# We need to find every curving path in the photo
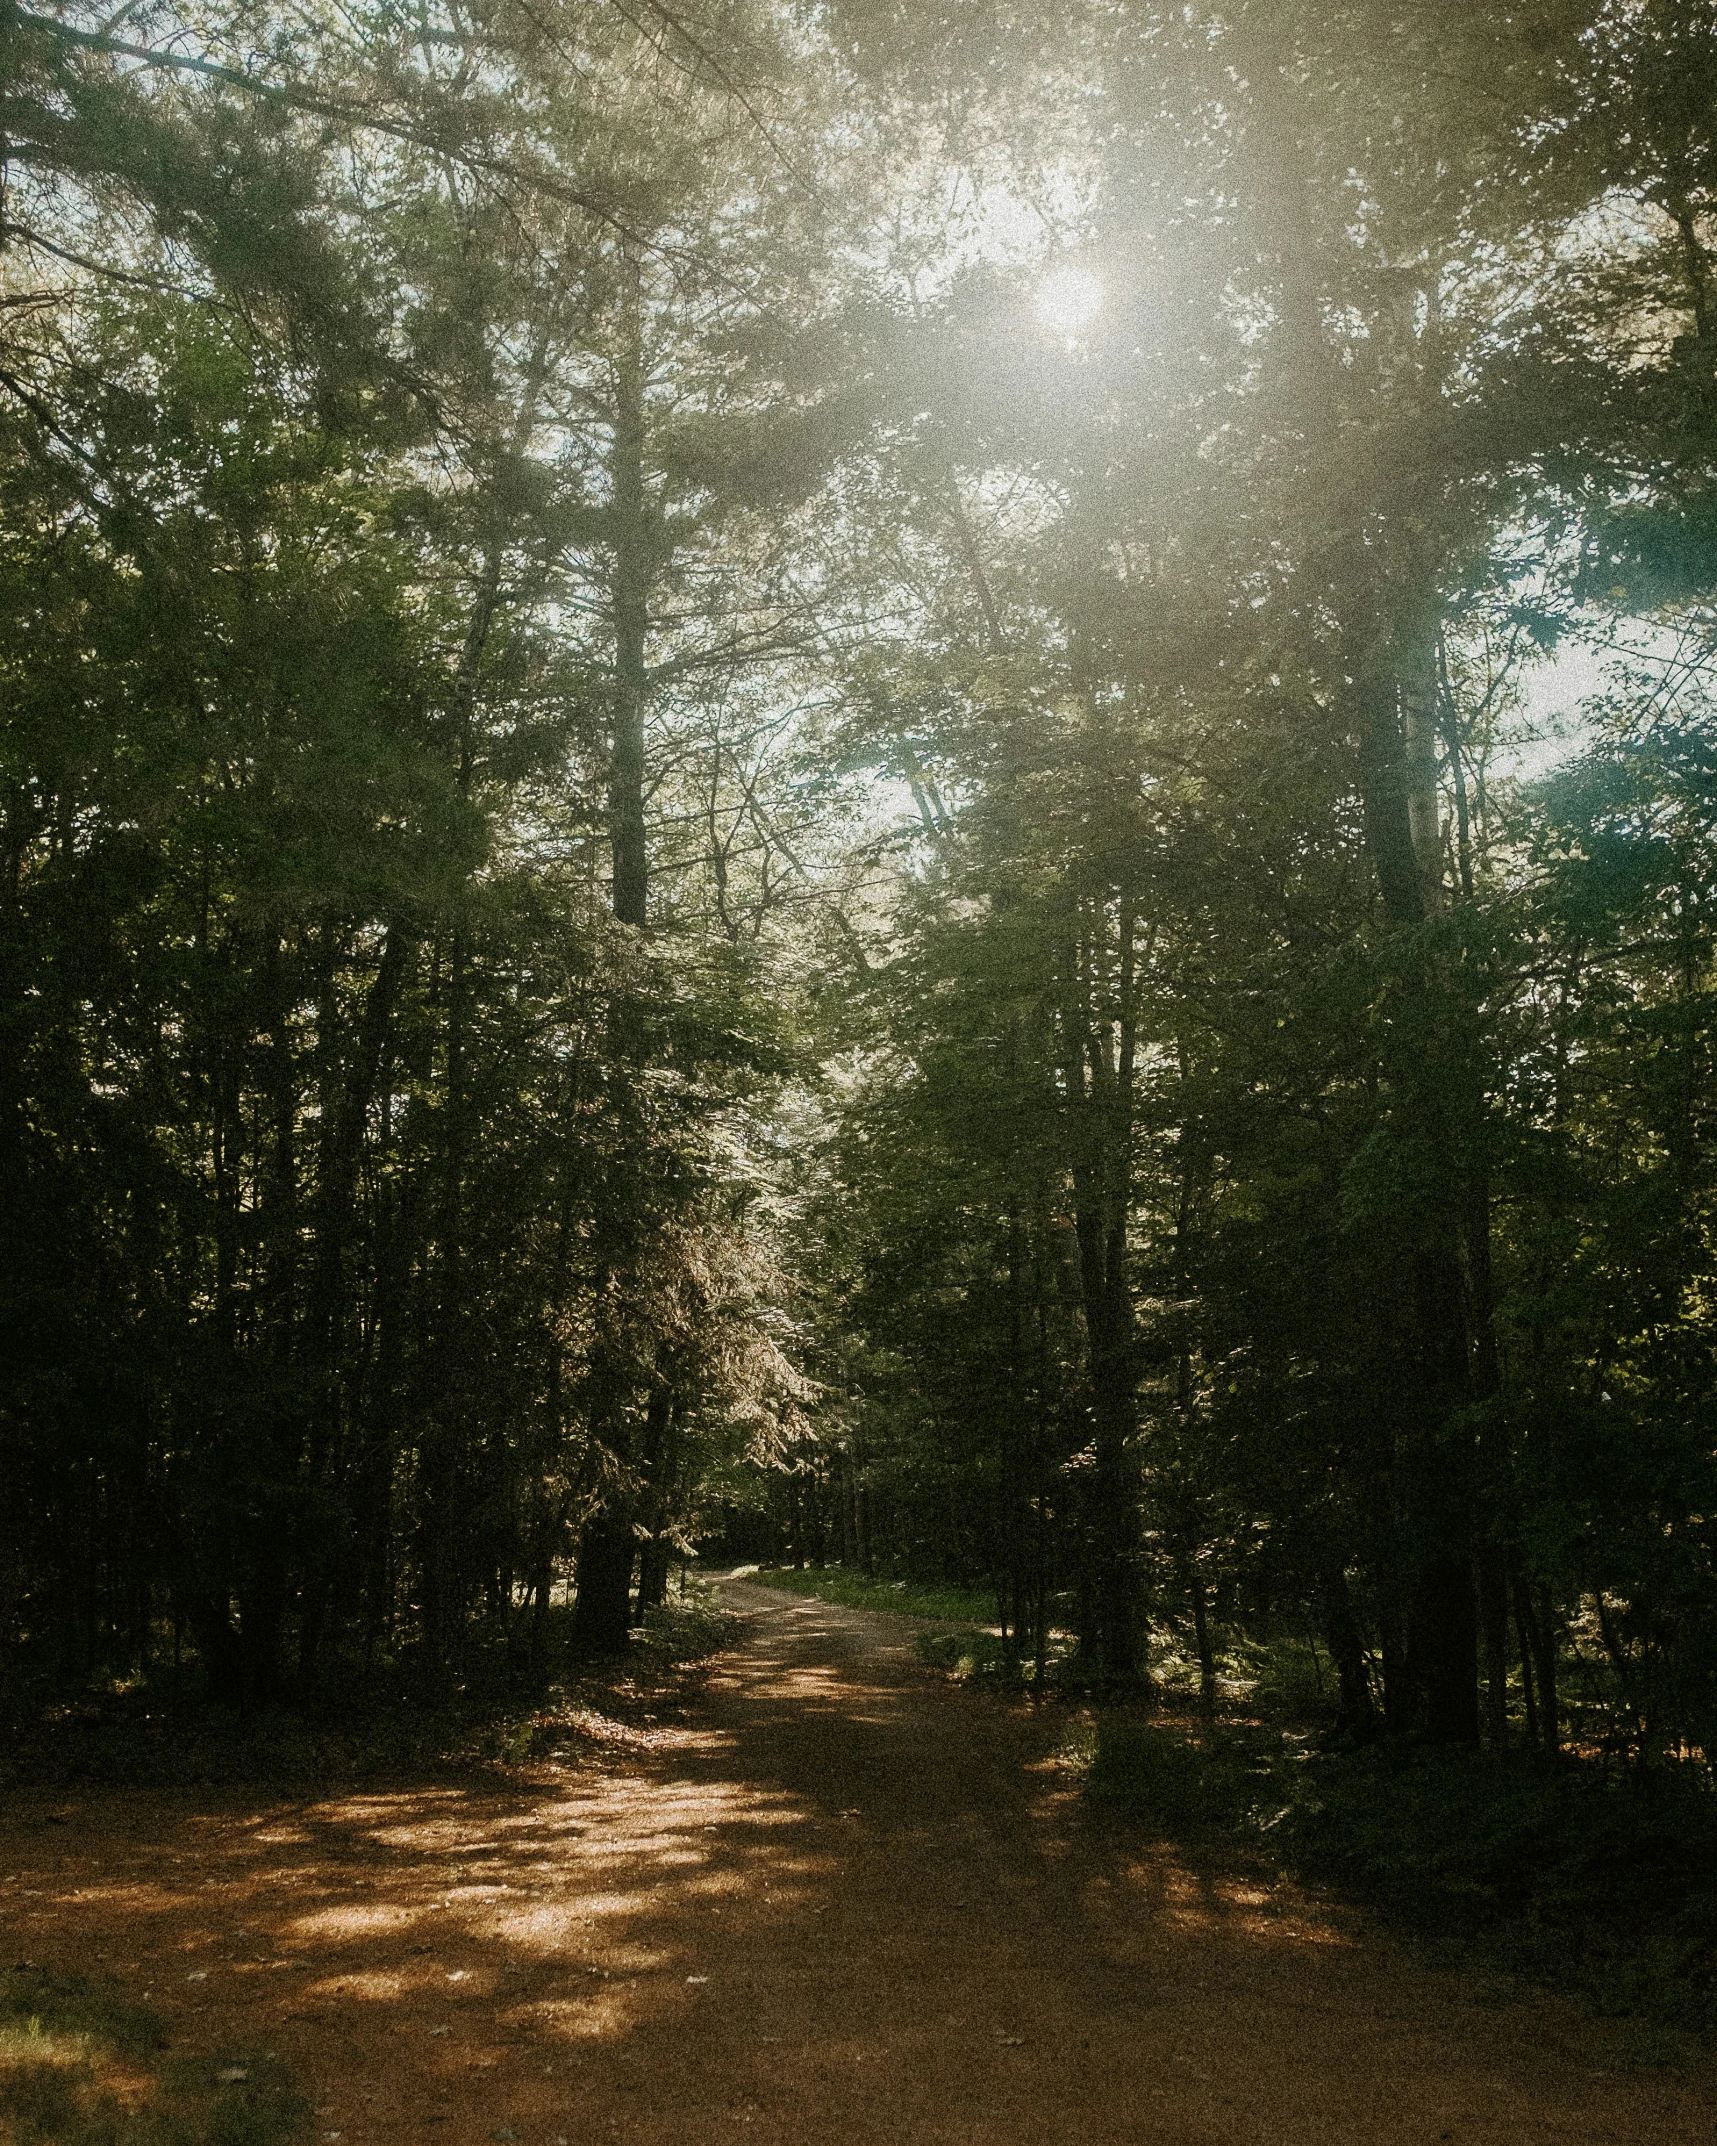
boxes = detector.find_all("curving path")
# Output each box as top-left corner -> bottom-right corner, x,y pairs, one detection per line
3,1579 -> 1713,2144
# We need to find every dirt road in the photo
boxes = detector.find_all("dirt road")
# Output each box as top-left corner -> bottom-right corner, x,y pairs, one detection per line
4,1581 -> 1713,2144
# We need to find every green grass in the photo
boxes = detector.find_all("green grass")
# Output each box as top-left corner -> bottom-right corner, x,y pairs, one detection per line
1088,1716 -> 1279,1831
741,1565 -> 998,1624
1145,1631 -> 1335,1715
915,1629 -> 1013,1677
0,1968 -> 307,2145
1084,1715 -> 1717,2032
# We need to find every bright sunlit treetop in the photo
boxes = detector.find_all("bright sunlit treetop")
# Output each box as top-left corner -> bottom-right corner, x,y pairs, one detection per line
1037,264 -> 1103,337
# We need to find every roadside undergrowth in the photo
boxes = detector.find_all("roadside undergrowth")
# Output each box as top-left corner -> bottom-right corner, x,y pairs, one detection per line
0,1594 -> 744,1796
907,1615 -> 1717,2041
1081,1709 -> 1717,2041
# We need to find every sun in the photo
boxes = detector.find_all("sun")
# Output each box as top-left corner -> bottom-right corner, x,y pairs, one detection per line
1036,265 -> 1103,337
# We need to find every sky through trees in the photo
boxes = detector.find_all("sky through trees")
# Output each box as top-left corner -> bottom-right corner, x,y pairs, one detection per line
2,1 -> 1717,1770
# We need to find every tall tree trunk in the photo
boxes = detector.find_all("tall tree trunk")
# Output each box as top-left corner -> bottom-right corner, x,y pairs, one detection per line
636,1384 -> 678,1613
609,250 -> 650,937
298,925 -> 410,1689
573,250 -> 656,1653
1073,1199 -> 1143,1691
1520,1580 -> 1561,1757
1355,630 -> 1480,1743
1188,1564 -> 1218,1712
1066,898 -> 1147,1694
1321,1568 -> 1377,1740
572,1504 -> 637,1652
418,534 -> 505,1690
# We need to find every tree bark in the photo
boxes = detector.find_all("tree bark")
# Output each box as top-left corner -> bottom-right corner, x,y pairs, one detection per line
1321,1569 -> 1377,1740
1188,1565 -> 1217,1712
1066,900 -> 1146,1695
636,1384 -> 678,1613
571,1504 -> 637,1653
1355,636 -> 1480,1742
609,250 -> 650,934
572,252 -> 657,1652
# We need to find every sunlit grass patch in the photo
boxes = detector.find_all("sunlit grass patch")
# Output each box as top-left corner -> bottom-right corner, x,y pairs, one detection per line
0,1973 -> 162,2070
1145,1632 -> 1335,1715
912,1628 -> 1084,1689
915,1629 -> 1011,1679
0,1969 -> 306,2144
746,1565 -> 997,1624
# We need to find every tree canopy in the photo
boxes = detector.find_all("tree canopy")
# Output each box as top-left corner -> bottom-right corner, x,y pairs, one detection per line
4,0 -> 1717,1771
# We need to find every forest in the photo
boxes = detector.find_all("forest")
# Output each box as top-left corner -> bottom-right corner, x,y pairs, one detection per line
4,0 -> 1717,1793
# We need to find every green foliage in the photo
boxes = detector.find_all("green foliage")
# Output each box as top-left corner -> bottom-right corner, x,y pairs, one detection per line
0,0 -> 837,1717
7,0 -> 1717,2005
1087,1720 -> 1276,1834
751,0 -> 1717,1760
639,1589 -> 746,1662
914,1628 -> 1014,1679
1086,1718 -> 1717,2029
0,1601 -> 736,1788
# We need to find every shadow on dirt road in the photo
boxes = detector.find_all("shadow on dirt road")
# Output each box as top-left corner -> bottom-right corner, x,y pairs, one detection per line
1,1577 -> 1711,2145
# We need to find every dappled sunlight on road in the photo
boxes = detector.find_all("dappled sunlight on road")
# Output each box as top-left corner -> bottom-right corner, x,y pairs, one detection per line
1094,1848 -> 1353,1950
3,1582 -> 1712,2146
1,1751 -> 853,2136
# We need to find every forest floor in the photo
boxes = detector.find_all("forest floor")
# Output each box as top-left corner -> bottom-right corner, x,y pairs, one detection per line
3,1578 -> 1715,2146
